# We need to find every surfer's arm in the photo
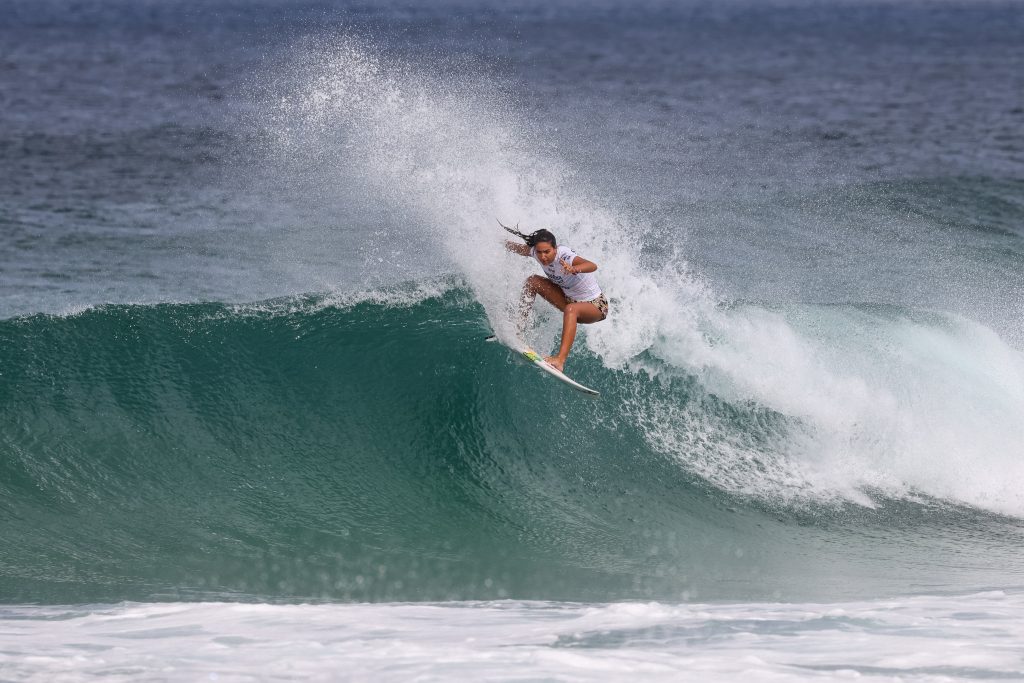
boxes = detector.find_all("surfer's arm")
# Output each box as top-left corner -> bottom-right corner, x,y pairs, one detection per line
562,256 -> 597,274
505,240 -> 530,256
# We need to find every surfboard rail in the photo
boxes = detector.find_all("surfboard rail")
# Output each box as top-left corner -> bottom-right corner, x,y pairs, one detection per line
519,347 -> 600,396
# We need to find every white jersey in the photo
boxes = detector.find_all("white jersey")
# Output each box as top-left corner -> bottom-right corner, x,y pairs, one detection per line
530,244 -> 602,301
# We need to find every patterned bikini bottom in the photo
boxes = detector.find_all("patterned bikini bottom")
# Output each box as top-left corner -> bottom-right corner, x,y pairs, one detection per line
566,292 -> 609,320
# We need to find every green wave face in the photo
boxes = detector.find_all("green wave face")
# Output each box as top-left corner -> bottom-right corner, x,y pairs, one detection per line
2,293 -> 1022,604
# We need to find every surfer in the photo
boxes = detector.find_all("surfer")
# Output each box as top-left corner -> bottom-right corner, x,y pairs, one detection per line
503,224 -> 608,372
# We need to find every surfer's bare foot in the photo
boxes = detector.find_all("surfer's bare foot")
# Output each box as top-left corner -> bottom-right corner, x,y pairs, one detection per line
545,356 -> 566,372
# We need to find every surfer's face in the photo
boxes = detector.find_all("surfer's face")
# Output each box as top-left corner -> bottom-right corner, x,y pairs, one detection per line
534,241 -> 556,265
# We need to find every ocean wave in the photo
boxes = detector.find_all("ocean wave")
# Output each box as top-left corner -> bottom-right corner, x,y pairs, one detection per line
2,292 -> 1023,603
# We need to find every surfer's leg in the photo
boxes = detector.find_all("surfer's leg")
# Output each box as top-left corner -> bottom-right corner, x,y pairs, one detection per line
518,276 -> 568,336
524,275 -> 569,310
546,302 -> 603,372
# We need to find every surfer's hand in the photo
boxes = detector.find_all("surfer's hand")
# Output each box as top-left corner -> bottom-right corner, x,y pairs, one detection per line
560,258 -> 577,274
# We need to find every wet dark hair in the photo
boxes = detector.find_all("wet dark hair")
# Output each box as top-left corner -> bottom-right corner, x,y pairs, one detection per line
525,229 -> 556,248
499,221 -> 556,248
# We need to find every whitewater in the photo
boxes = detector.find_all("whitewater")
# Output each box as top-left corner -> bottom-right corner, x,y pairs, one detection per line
4,593 -> 1024,682
3,0 -> 1024,680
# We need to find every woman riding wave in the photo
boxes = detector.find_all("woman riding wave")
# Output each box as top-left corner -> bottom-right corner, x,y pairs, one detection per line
503,225 -> 608,372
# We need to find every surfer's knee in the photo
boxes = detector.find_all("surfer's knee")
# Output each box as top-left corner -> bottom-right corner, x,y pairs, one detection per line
524,274 -> 545,291
563,303 -> 581,320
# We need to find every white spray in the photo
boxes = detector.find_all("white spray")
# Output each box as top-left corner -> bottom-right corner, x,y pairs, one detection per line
259,40 -> 1024,516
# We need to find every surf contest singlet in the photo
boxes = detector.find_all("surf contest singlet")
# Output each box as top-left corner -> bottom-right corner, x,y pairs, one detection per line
529,245 -> 602,301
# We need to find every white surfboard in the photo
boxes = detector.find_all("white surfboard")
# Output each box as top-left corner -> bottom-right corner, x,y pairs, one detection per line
518,346 -> 600,396
486,335 -> 599,396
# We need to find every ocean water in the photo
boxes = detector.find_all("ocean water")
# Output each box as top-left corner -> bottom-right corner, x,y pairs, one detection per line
2,0 -> 1024,680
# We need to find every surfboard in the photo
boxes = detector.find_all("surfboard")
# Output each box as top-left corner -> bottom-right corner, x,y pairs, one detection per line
486,335 -> 599,396
518,346 -> 600,396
